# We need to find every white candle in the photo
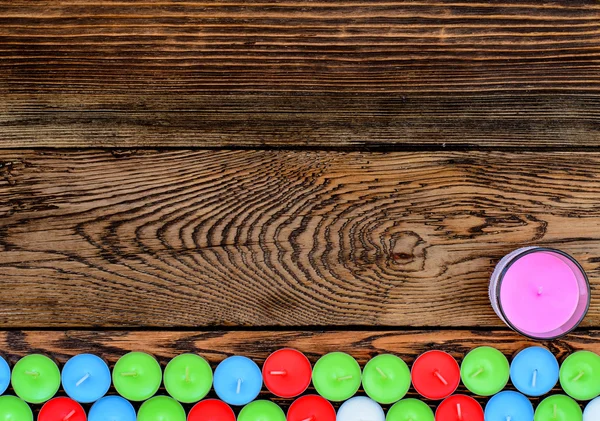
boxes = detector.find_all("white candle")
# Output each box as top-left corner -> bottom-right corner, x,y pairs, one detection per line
336,396 -> 385,421
584,397 -> 600,421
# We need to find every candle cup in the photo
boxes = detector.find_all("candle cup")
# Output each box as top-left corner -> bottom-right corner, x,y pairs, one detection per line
62,354 -> 111,403
188,399 -> 236,421
460,346 -> 509,396
559,351 -> 600,401
362,354 -> 411,404
484,391 -> 534,421
11,354 -> 61,404
534,395 -> 582,421
0,395 -> 33,421
435,395 -> 484,421
164,353 -> 213,403
336,396 -> 386,421
287,395 -> 336,421
584,396 -> 600,421
489,247 -> 590,340
262,348 -> 312,398
312,352 -> 361,402
138,396 -> 186,421
238,400 -> 286,421
89,395 -> 137,421
386,399 -> 434,421
411,350 -> 460,400
112,352 -> 162,402
38,397 -> 87,421
510,346 -> 559,397
0,355 -> 10,395
214,356 -> 262,406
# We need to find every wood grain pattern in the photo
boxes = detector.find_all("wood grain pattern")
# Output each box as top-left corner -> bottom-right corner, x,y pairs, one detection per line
1,0 -> 599,147
1,149 -> 600,327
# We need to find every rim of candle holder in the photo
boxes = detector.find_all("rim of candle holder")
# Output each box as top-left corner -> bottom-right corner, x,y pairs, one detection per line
493,247 -> 591,341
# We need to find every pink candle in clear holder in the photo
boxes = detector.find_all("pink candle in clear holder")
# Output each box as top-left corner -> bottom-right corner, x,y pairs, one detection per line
489,247 -> 590,340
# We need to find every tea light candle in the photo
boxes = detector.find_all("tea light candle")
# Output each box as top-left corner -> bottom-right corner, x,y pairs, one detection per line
559,351 -> 600,401
534,395 -> 582,421
336,396 -> 386,421
238,400 -> 286,421
287,395 -> 336,421
188,399 -> 236,421
0,395 -> 33,421
262,348 -> 312,398
164,353 -> 213,403
137,396 -> 186,421
88,395 -> 137,421
386,399 -> 434,421
435,395 -> 484,421
411,350 -> 460,400
484,391 -> 534,421
460,346 -> 509,396
38,397 -> 86,421
0,355 -> 10,395
489,247 -> 590,340
584,396 -> 600,421
510,346 -> 559,396
112,352 -> 162,402
362,354 -> 411,404
312,352 -> 361,401
62,354 -> 111,403
11,354 -> 61,403
214,356 -> 262,406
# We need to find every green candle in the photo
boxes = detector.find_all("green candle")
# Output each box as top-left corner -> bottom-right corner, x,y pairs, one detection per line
534,395 -> 582,421
362,354 -> 410,404
0,395 -> 33,421
386,399 -> 434,421
238,400 -> 286,421
113,352 -> 162,401
312,352 -> 361,401
164,353 -> 213,403
460,346 -> 509,396
559,351 -> 600,401
137,395 -> 186,421
11,354 -> 60,404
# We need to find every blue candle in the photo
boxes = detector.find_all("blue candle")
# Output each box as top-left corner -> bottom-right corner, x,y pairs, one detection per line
510,347 -> 559,396
0,356 -> 10,395
484,391 -> 534,421
89,395 -> 137,421
62,354 -> 111,403
214,356 -> 262,406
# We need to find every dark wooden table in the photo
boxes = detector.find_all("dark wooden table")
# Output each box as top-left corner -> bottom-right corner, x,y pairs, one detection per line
1,0 -> 600,414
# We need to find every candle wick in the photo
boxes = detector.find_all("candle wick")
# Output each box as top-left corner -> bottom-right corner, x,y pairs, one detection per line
572,370 -> 585,382
120,371 -> 138,377
433,370 -> 448,385
236,378 -> 242,394
336,375 -> 353,381
532,369 -> 537,388
537,286 -> 543,295
75,372 -> 90,387
553,403 -> 557,419
457,403 -> 462,421
375,366 -> 388,379
185,366 -> 190,383
25,370 -> 39,379
269,370 -> 287,376
471,367 -> 484,378
63,409 -> 76,421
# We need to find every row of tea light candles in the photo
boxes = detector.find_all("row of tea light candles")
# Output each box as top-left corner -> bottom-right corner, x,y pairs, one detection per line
1,347 -> 600,420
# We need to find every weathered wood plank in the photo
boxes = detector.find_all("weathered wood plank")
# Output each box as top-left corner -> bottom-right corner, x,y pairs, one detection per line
1,1 -> 599,147
1,150 -> 600,327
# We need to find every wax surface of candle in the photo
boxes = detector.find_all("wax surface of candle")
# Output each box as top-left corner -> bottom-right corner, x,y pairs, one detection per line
386,398 -> 434,421
187,399 -> 236,421
88,395 -> 137,421
484,391 -> 534,421
214,356 -> 262,406
62,354 -> 111,403
137,396 -> 186,421
336,396 -> 386,421
312,352 -> 361,401
262,348 -> 311,398
411,350 -> 460,400
38,397 -> 86,421
499,251 -> 579,334
287,394 -> 336,421
534,395 -> 582,421
584,396 -> 600,421
238,399 -> 286,421
362,354 -> 411,404
435,395 -> 484,421
460,346 -> 509,396
510,346 -> 559,396
0,356 -> 10,395
11,354 -> 61,404
559,351 -> 600,401
163,353 -> 213,403
0,395 -> 33,421
112,352 -> 162,402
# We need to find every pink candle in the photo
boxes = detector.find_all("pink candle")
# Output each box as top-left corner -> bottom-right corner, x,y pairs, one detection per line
490,247 -> 590,339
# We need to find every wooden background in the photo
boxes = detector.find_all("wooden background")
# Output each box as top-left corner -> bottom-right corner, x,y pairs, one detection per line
1,0 -> 600,414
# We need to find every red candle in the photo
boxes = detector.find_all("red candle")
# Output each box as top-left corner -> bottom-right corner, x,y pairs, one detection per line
262,348 -> 312,398
188,399 -> 236,421
411,350 -> 460,400
435,395 -> 483,421
287,395 -> 336,421
38,397 -> 86,421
